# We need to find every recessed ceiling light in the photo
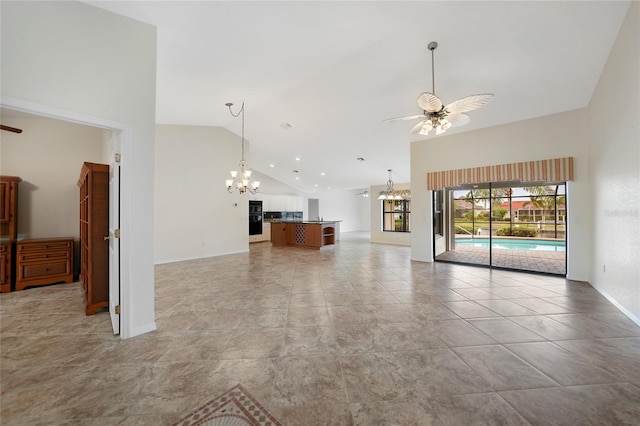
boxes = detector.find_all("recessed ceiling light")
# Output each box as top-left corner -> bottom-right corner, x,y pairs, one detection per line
357,157 -> 365,162
314,184 -> 318,187
320,172 -> 325,176
295,177 -> 300,180
293,170 -> 299,173
295,157 -> 301,161
269,164 -> 275,168
281,123 -> 292,129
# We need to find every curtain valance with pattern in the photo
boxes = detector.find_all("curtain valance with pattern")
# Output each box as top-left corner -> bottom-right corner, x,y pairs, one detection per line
426,157 -> 573,190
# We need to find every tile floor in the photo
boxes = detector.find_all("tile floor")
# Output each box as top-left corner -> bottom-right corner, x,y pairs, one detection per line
1,232 -> 639,425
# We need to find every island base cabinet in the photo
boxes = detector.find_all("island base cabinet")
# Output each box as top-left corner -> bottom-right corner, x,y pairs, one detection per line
271,222 -> 336,249
271,224 -> 288,247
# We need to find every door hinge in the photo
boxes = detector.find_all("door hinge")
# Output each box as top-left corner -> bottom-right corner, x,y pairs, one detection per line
115,153 -> 121,163
115,305 -> 121,315
114,229 -> 121,238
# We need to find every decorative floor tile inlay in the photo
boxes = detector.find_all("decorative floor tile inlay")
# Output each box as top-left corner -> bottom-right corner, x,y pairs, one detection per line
172,384 -> 281,426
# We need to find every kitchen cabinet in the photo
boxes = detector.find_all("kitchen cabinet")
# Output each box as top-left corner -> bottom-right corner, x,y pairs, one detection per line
270,222 -> 336,249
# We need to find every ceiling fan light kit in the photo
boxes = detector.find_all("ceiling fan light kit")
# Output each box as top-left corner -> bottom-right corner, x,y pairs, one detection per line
385,41 -> 494,136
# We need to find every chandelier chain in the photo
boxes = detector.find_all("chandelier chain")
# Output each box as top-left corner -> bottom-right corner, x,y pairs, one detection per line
227,102 -> 245,161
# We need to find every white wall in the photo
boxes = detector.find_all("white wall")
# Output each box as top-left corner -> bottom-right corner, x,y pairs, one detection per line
251,170 -> 308,198
0,115 -> 109,242
370,182 -> 411,246
155,125 -> 250,263
314,188 -> 371,233
588,1 -> 639,324
410,108 -> 591,281
1,1 -> 157,338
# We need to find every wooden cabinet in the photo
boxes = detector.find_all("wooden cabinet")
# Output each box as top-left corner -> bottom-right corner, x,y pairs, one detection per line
270,223 -> 288,247
0,176 -> 21,241
271,222 -> 337,249
15,238 -> 74,291
0,242 -> 11,293
78,162 -> 109,315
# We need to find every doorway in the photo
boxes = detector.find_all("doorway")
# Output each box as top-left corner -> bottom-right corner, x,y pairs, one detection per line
1,99 -> 126,335
434,181 -> 567,275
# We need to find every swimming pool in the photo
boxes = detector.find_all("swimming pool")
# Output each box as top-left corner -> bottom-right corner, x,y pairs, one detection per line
455,238 -> 566,252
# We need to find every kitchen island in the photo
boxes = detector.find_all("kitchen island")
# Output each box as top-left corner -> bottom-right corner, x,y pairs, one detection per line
270,221 -> 339,249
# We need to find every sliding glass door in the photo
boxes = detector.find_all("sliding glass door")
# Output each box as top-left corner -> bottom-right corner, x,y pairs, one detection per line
435,182 -> 567,275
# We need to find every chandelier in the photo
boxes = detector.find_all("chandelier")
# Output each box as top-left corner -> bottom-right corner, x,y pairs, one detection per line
225,102 -> 260,194
378,169 -> 410,200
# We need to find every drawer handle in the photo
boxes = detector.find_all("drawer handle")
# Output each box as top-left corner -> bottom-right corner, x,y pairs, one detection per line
44,268 -> 49,271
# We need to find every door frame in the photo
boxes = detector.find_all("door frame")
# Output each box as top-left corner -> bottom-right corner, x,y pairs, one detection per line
108,132 -> 121,334
1,96 -> 133,337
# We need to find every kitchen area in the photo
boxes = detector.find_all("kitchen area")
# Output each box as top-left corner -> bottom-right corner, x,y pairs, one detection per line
248,200 -> 304,243
248,199 -> 340,249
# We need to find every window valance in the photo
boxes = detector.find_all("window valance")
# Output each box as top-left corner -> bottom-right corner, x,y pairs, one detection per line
426,157 -> 573,190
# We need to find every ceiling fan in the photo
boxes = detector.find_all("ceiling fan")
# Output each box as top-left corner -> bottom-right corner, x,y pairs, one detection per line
385,41 -> 494,136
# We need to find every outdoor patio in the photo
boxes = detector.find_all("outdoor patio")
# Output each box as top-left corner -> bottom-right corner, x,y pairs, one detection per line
435,245 -> 566,275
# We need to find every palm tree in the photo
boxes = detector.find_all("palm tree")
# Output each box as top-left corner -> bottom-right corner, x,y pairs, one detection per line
463,188 -> 507,210
524,185 -> 560,223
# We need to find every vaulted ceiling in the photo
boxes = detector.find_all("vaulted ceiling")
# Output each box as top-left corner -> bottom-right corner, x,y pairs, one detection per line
86,1 -> 630,193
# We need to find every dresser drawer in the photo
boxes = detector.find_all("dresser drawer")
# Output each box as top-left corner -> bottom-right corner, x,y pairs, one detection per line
18,240 -> 72,253
18,250 -> 70,263
20,260 -> 70,280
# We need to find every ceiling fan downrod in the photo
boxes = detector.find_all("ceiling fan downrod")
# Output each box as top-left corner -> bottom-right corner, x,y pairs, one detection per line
428,41 -> 438,96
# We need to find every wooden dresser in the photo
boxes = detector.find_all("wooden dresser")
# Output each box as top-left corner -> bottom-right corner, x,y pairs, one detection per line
15,238 -> 74,291
78,162 -> 109,315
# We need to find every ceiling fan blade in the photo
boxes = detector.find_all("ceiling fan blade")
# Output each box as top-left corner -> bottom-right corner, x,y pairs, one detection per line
383,114 -> 426,122
417,92 -> 443,112
409,120 -> 427,134
444,93 -> 494,114
448,113 -> 471,127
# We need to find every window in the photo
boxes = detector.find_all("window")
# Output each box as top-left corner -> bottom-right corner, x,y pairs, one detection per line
383,199 -> 411,232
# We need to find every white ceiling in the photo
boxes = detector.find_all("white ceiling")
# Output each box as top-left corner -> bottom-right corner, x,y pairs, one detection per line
85,1 -> 630,193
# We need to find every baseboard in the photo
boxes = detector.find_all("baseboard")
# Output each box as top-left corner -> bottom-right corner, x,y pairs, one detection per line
589,283 -> 640,327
